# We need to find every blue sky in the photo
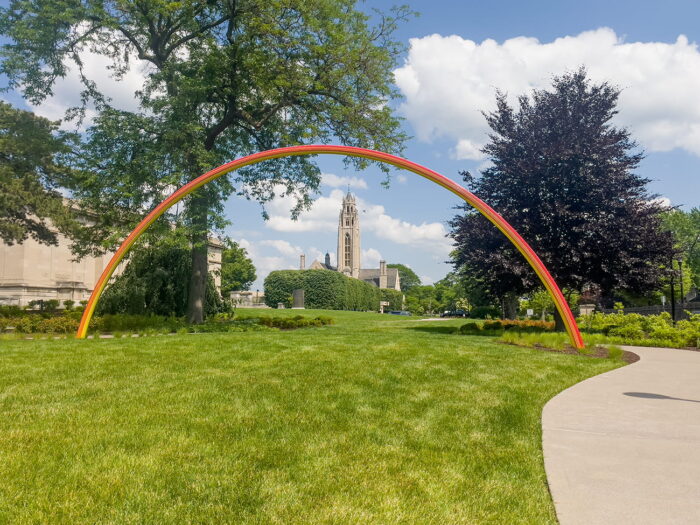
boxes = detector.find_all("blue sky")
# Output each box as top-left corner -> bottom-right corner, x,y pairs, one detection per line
2,0 -> 699,288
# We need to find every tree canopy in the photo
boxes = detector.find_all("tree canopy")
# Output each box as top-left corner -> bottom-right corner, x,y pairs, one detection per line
387,263 -> 421,292
450,68 -> 674,316
1,0 -> 411,322
97,235 -> 223,317
220,238 -> 256,296
0,102 -> 76,246
663,208 -> 700,289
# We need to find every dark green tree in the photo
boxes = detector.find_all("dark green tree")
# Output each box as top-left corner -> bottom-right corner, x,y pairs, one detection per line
97,235 -> 223,317
0,102 -> 76,245
220,238 -> 256,296
450,69 -> 674,326
387,263 -> 421,292
1,0 -> 410,322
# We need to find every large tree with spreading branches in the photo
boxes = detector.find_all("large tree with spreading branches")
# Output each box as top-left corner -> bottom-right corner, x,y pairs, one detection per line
0,0 -> 410,322
450,68 -> 674,324
0,102 -> 76,246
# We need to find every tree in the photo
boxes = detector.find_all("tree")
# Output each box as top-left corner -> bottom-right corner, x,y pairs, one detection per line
450,69 -> 674,327
220,238 -> 256,296
663,208 -> 700,289
97,235 -> 223,317
1,1 -> 410,322
387,263 -> 421,292
0,102 -> 76,245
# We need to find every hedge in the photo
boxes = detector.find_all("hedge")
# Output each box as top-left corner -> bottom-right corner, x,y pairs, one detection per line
264,270 -> 404,311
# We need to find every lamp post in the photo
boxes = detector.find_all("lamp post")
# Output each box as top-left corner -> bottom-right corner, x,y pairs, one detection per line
669,258 -> 676,324
678,258 -> 685,315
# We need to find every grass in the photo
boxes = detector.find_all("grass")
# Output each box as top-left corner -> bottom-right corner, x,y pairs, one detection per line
0,309 -> 624,524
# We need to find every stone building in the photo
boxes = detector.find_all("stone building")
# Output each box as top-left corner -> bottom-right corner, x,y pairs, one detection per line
0,221 -> 223,307
302,191 -> 401,291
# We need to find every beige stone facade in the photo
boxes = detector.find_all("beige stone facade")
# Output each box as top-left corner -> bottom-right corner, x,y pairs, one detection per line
0,226 -> 223,307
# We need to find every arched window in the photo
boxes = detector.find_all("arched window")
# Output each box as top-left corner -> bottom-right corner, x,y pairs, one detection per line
344,233 -> 352,268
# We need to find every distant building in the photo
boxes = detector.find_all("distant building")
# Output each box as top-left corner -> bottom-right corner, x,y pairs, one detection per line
302,191 -> 401,291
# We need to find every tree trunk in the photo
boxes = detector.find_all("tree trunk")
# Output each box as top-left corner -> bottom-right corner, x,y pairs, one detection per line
553,308 -> 566,332
503,293 -> 518,320
187,195 -> 209,324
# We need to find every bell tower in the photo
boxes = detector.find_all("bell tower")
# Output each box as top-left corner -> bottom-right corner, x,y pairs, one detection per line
337,191 -> 361,278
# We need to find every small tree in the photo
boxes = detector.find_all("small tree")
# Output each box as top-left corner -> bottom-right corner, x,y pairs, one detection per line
450,68 -> 674,327
220,238 -> 256,296
387,263 -> 421,292
663,208 -> 700,289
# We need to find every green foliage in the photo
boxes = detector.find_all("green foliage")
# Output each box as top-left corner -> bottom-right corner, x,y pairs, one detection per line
387,263 -> 420,291
379,288 -> 404,311
0,102 -> 77,246
663,207 -> 700,288
264,270 -> 383,311
43,299 -> 59,312
469,305 -> 502,319
97,238 -> 224,318
220,238 -> 257,295
459,319 -> 554,336
0,315 -> 78,334
579,311 -> 700,348
451,69 -> 674,304
0,1 -> 412,321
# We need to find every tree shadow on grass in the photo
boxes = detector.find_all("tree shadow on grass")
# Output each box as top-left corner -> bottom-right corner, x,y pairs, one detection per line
408,326 -> 460,335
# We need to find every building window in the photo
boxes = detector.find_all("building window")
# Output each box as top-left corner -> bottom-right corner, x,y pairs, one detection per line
344,233 -> 351,268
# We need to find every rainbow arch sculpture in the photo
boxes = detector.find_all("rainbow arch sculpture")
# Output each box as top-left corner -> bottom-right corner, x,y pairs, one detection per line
76,145 -> 585,349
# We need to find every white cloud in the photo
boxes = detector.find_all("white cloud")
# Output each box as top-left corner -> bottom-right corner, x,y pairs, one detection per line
396,174 -> 408,184
652,197 -> 672,208
420,275 -> 435,285
394,28 -> 700,159
27,32 -> 146,127
362,248 -> 383,268
265,189 -> 344,232
321,173 -> 368,190
259,239 -> 302,257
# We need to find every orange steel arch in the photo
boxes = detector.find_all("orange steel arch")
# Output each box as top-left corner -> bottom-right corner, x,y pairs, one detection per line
77,145 -> 585,348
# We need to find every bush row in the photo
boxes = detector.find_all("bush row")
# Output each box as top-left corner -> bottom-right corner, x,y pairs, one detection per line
579,311 -> 700,348
459,319 -> 555,335
264,270 -> 403,311
1,312 -> 335,335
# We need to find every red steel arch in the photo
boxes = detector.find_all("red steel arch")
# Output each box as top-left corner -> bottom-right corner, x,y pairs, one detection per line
77,145 -> 584,348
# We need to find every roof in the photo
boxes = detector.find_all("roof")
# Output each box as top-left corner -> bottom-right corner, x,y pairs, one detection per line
358,268 -> 400,290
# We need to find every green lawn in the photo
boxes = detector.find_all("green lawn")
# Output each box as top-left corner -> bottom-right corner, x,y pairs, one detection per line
0,310 -> 622,524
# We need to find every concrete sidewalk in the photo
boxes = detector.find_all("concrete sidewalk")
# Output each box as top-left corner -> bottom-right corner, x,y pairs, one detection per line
542,346 -> 700,525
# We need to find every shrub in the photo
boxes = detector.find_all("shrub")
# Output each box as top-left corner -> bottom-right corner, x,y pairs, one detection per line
44,299 -> 60,312
578,311 -> 700,348
264,270 -> 383,311
459,322 -> 482,334
469,306 -> 501,319
380,288 -> 404,311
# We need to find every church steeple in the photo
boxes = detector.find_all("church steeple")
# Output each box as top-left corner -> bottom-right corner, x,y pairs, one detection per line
337,192 -> 361,278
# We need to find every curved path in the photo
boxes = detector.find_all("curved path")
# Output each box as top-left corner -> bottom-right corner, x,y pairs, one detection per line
543,346 -> 700,524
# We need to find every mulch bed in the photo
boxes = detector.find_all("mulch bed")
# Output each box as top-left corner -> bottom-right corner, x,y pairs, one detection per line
508,342 -> 640,364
